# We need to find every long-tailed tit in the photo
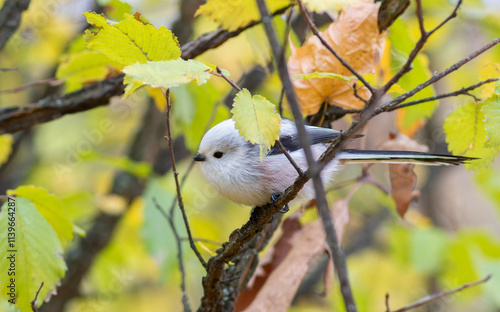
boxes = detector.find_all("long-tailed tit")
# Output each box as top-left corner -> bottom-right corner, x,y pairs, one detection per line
194,119 -> 472,207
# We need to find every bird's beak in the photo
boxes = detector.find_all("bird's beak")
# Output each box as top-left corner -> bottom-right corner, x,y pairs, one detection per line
194,153 -> 206,162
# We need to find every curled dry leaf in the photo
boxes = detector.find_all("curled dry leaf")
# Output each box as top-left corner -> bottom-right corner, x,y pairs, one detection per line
288,0 -> 385,115
240,201 -> 350,311
378,133 -> 429,218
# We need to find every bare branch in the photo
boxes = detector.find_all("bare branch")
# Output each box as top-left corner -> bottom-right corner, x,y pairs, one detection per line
0,67 -> 17,71
214,66 -> 242,91
386,78 -> 499,112
385,293 -> 391,312
389,275 -> 492,312
276,140 -> 304,176
0,78 -> 62,94
30,281 -> 44,312
163,89 -> 207,268
378,36 -> 500,114
296,0 -> 375,94
383,0 -> 463,93
257,1 -> 358,311
152,198 -> 191,312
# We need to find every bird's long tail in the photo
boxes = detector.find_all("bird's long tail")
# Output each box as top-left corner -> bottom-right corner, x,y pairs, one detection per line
337,149 -> 475,166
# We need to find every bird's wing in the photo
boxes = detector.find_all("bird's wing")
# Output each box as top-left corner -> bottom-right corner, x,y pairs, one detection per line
267,121 -> 341,156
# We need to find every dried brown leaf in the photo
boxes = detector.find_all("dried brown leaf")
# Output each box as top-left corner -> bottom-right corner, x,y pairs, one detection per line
378,134 -> 428,217
288,1 -> 385,114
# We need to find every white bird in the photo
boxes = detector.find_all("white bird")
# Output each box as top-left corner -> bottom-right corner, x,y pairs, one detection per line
194,119 -> 473,208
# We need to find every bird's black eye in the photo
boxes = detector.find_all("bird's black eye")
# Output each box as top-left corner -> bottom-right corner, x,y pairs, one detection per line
213,151 -> 224,159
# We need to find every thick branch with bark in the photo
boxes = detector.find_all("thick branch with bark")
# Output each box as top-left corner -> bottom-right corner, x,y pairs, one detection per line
0,5 -> 290,135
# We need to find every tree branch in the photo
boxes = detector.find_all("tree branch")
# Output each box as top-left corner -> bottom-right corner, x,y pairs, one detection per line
383,0 -> 462,93
163,89 -> 206,268
378,37 -> 500,114
0,5 -> 291,135
388,275 -> 492,312
30,281 -> 44,312
386,78 -> 499,111
153,198 -> 191,312
0,0 -> 31,50
257,1 -> 358,311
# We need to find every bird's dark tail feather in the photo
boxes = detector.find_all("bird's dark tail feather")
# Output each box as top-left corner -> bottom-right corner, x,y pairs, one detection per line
338,149 -> 476,166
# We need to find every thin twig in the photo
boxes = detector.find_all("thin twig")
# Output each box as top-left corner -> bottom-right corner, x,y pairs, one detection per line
215,67 -> 242,92
386,78 -> 498,111
385,293 -> 391,312
0,78 -> 62,94
296,0 -> 375,94
389,274 -> 492,312
383,0 -> 463,93
152,198 -> 191,312
31,281 -> 44,312
276,140 -> 304,176
0,68 -> 18,71
378,37 -> 500,114
163,89 -> 207,268
257,1 -> 358,311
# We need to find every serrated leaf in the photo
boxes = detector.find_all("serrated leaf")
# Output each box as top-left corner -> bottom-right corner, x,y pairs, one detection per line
444,102 -> 499,170
295,72 -> 356,82
231,89 -> 281,160
482,95 -> 500,148
7,186 -> 74,243
195,0 -> 292,32
122,59 -> 213,97
56,51 -> 122,92
0,134 -> 13,166
83,12 -> 180,66
0,198 -> 66,311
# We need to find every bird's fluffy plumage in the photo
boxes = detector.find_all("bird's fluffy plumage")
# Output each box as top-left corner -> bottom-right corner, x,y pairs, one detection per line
195,119 -> 473,207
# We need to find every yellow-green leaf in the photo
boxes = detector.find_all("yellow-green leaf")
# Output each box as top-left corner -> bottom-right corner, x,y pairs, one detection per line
231,88 -> 281,160
195,0 -> 292,32
0,198 -> 66,311
482,95 -> 500,148
0,134 -> 13,166
295,72 -> 356,82
83,12 -> 180,66
56,51 -> 122,92
7,186 -> 74,243
123,59 -> 214,97
444,102 -> 499,170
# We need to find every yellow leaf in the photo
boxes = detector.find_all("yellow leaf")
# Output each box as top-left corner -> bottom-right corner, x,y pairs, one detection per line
479,63 -> 500,98
195,0 -> 292,32
83,12 -> 180,66
0,134 -> 13,166
288,1 -> 385,114
444,102 -> 499,170
56,51 -> 122,92
122,59 -> 214,97
231,89 -> 281,160
147,86 -> 167,111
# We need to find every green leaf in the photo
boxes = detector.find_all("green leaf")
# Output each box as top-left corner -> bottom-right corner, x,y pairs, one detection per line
56,51 -> 122,92
231,89 -> 281,160
7,186 -> 74,243
123,59 -> 214,97
481,95 -> 500,147
0,134 -> 13,166
83,12 -> 180,66
195,0 -> 292,32
295,72 -> 356,82
0,198 -> 66,311
444,102 -> 499,170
